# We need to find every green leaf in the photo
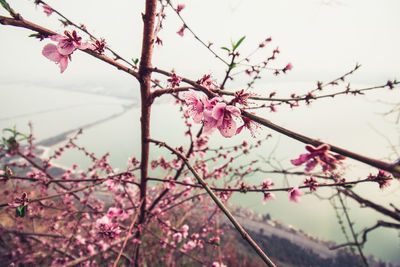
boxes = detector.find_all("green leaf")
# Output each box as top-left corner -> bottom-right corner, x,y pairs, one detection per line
16,205 -> 26,217
233,36 -> 246,51
0,0 -> 16,16
132,58 -> 139,65
220,47 -> 230,52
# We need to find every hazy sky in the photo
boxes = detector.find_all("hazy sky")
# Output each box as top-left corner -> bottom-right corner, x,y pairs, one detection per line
1,0 -> 399,91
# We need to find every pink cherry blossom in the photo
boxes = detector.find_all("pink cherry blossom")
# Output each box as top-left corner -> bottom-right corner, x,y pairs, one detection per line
42,44 -> 69,73
368,170 -> 392,189
181,224 -> 189,238
107,207 -> 123,218
291,144 -> 345,173
50,30 -> 92,56
96,216 -> 120,240
288,187 -> 304,203
283,63 -> 293,73
167,73 -> 182,88
42,4 -> 53,16
262,192 -> 276,204
182,90 -> 206,123
177,25 -> 186,37
304,176 -> 318,191
261,179 -> 274,190
176,4 -> 185,13
212,102 -> 241,138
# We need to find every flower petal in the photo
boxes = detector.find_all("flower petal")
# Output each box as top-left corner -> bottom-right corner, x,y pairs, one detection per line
42,44 -> 62,63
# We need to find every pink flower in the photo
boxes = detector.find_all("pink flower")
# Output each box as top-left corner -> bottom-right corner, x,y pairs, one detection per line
96,216 -> 120,240
167,73 -> 182,88
199,74 -> 218,89
261,179 -> 274,190
213,103 -> 241,138
42,4 -> 53,16
8,192 -> 30,208
180,240 -> 196,253
50,30 -> 92,56
107,207 -> 123,218
182,90 -> 206,123
288,187 -> 304,203
42,44 -> 70,73
262,192 -> 276,204
177,25 -> 186,37
283,63 -> 293,73
291,144 -> 345,173
181,224 -> 189,238
236,116 -> 260,137
203,101 -> 241,138
176,4 -> 185,13
368,170 -> 392,189
42,31 -> 93,73
304,176 -> 318,191
172,232 -> 183,243
212,262 -> 227,267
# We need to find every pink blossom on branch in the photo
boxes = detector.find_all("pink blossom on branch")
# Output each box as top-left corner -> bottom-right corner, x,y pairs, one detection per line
182,89 -> 206,123
50,30 -> 93,56
368,169 -> 392,189
304,176 -> 318,191
290,144 -> 345,173
42,30 -> 93,73
176,4 -> 185,14
262,192 -> 276,204
42,4 -> 53,16
177,24 -> 186,37
42,44 -> 69,73
96,216 -> 121,240
288,187 -> 304,203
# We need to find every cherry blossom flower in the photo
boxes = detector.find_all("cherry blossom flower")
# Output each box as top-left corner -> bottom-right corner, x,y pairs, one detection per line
291,144 -> 345,173
206,102 -> 241,138
199,74 -> 218,89
172,232 -> 183,243
50,30 -> 93,56
262,192 -> 276,204
96,216 -> 120,240
176,4 -> 185,13
282,63 -> 293,73
8,192 -> 30,208
181,224 -> 189,238
41,45 -> 69,73
177,25 -> 186,37
107,207 -> 123,219
42,4 -> 53,16
42,31 -> 93,73
304,176 -> 318,191
182,89 -> 206,123
261,179 -> 274,190
288,187 -> 304,203
368,170 -> 392,189
167,73 -> 182,88
236,116 -> 260,137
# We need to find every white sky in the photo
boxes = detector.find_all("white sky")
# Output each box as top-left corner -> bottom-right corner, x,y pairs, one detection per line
1,0 -> 400,92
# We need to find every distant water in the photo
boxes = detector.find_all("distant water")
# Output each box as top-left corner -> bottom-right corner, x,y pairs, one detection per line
1,83 -> 399,264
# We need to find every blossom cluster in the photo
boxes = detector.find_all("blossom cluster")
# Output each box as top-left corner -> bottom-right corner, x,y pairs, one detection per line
42,30 -> 93,73
182,90 -> 242,138
291,144 -> 345,173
